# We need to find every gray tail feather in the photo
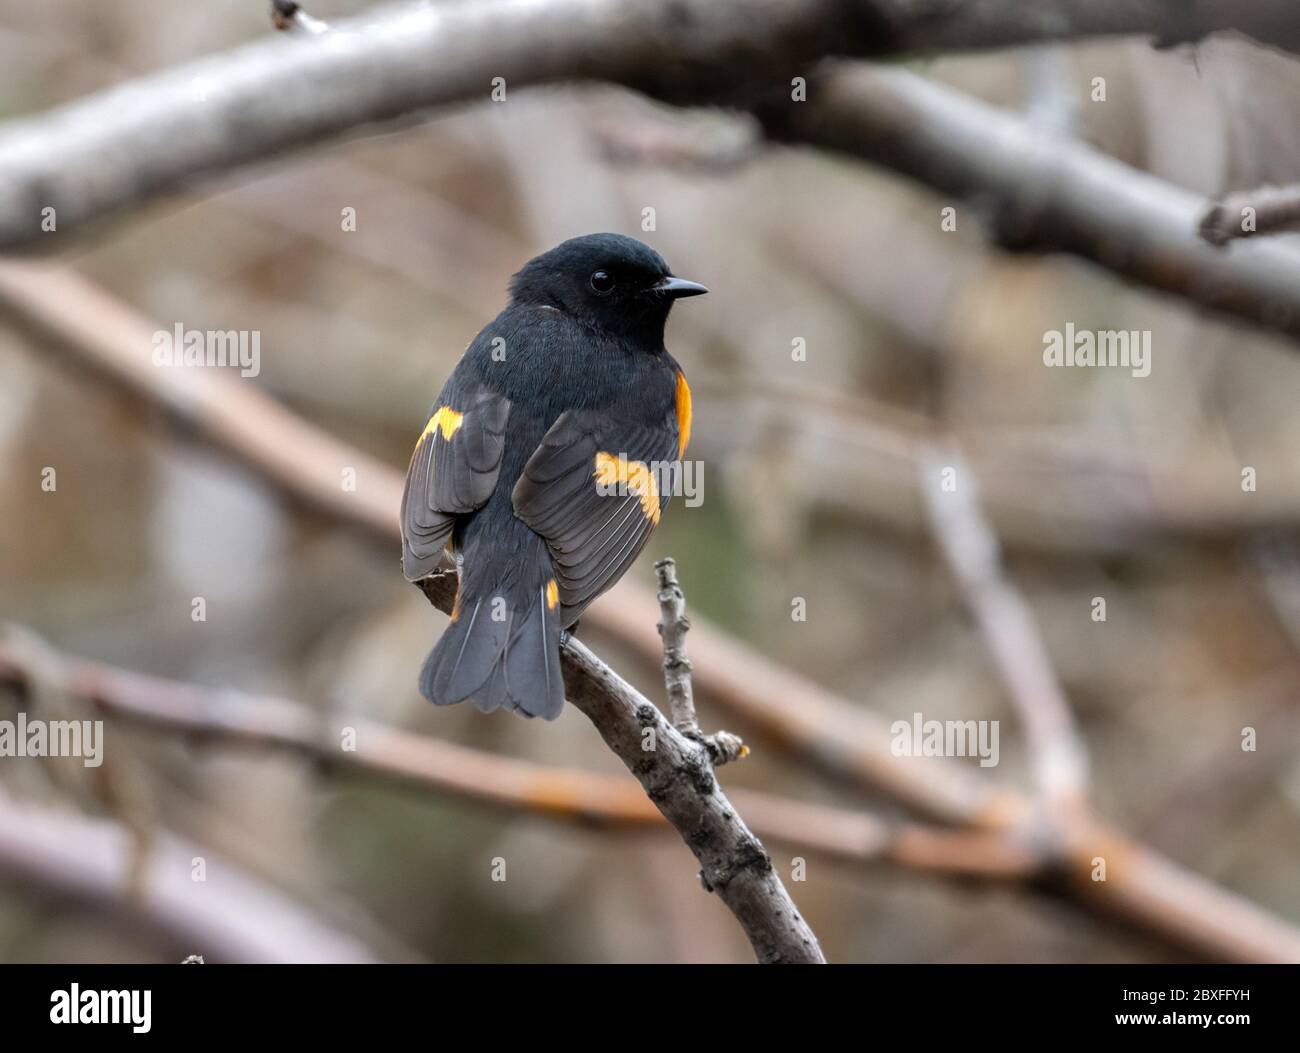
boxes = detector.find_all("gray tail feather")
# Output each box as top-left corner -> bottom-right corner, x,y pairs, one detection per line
419,586 -> 564,720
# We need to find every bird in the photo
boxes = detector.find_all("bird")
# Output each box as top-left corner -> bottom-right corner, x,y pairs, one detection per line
400,233 -> 707,720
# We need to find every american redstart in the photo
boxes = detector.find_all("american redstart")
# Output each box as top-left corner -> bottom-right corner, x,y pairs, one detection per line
401,233 -> 706,719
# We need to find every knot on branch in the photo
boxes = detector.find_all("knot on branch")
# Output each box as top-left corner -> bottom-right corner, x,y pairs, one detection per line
663,654 -> 693,676
700,836 -> 772,894
676,748 -> 716,797
686,728 -> 749,766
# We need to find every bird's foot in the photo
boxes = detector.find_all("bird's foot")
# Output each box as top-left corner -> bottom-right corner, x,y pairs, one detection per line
559,619 -> 581,648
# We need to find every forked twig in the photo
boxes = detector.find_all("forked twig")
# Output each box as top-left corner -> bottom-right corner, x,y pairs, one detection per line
655,557 -> 747,765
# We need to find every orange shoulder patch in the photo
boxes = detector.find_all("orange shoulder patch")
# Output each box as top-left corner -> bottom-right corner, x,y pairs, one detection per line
674,371 -> 692,456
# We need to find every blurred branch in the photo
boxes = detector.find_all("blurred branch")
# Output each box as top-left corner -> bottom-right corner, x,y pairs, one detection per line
760,65 -> 1300,343
3,261 -> 1299,961
0,791 -> 380,963
270,1 -> 330,36
1200,184 -> 1300,246
1021,45 -> 1079,138
917,443 -> 1089,817
0,637 -> 1035,881
0,0 -> 878,246
591,110 -> 762,173
1248,538 -> 1300,657
697,369 -> 1300,551
1,0 -> 1300,344
0,260 -> 403,540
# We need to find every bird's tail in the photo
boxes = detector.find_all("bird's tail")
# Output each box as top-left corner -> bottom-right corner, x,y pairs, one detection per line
419,573 -> 565,720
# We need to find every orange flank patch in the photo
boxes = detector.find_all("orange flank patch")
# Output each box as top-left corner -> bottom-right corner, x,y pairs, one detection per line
674,371 -> 692,456
593,452 -> 661,525
449,584 -> 461,623
546,579 -> 559,611
421,405 -> 464,443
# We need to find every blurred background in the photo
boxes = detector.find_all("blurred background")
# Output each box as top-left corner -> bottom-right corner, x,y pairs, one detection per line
0,0 -> 1298,963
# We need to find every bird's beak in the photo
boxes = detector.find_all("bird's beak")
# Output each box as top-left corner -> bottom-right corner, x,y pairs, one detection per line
651,276 -> 709,299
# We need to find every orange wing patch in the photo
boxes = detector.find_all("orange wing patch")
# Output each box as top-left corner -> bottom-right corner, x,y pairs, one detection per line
421,406 -> 464,442
546,578 -> 559,611
593,452 -> 660,525
674,371 -> 692,456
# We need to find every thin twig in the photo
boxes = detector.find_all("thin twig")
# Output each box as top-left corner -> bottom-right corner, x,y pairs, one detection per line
655,557 -> 699,735
654,557 -> 747,764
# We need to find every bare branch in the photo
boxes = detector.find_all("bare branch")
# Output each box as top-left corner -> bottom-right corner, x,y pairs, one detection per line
0,636 -> 1035,882
1,0 -> 1300,347
917,442 -> 1089,817
1199,184 -> 1300,245
411,576 -> 824,963
654,557 -> 747,764
655,558 -> 700,737
0,0 -> 870,247
558,634 -> 824,963
0,793 -> 380,963
760,65 -> 1300,342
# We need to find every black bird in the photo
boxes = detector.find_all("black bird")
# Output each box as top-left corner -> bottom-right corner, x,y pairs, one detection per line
401,233 -> 706,719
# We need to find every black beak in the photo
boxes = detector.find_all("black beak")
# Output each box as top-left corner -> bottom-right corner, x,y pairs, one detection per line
651,276 -> 709,299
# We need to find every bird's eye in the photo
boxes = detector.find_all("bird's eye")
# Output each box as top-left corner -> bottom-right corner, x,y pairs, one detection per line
589,270 -> 615,294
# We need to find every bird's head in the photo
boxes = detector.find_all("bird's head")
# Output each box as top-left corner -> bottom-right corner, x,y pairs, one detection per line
508,233 -> 706,344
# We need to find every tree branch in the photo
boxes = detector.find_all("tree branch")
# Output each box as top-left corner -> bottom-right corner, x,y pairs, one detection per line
560,636 -> 823,962
760,65 -> 1300,342
654,557 -> 747,764
655,557 -> 700,738
1199,183 -> 1300,245
0,792 -> 381,963
1,0 -> 1300,347
0,637 -> 1036,882
412,576 -> 824,963
917,442 -> 1089,818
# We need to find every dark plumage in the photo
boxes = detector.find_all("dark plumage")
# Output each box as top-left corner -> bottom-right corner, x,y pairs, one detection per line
401,233 -> 706,719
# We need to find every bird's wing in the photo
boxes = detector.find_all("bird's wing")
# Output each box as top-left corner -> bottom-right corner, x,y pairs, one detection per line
512,410 -> 677,623
401,382 -> 510,580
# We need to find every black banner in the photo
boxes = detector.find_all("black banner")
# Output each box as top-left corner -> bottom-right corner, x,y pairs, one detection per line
0,964 -> 1290,1039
